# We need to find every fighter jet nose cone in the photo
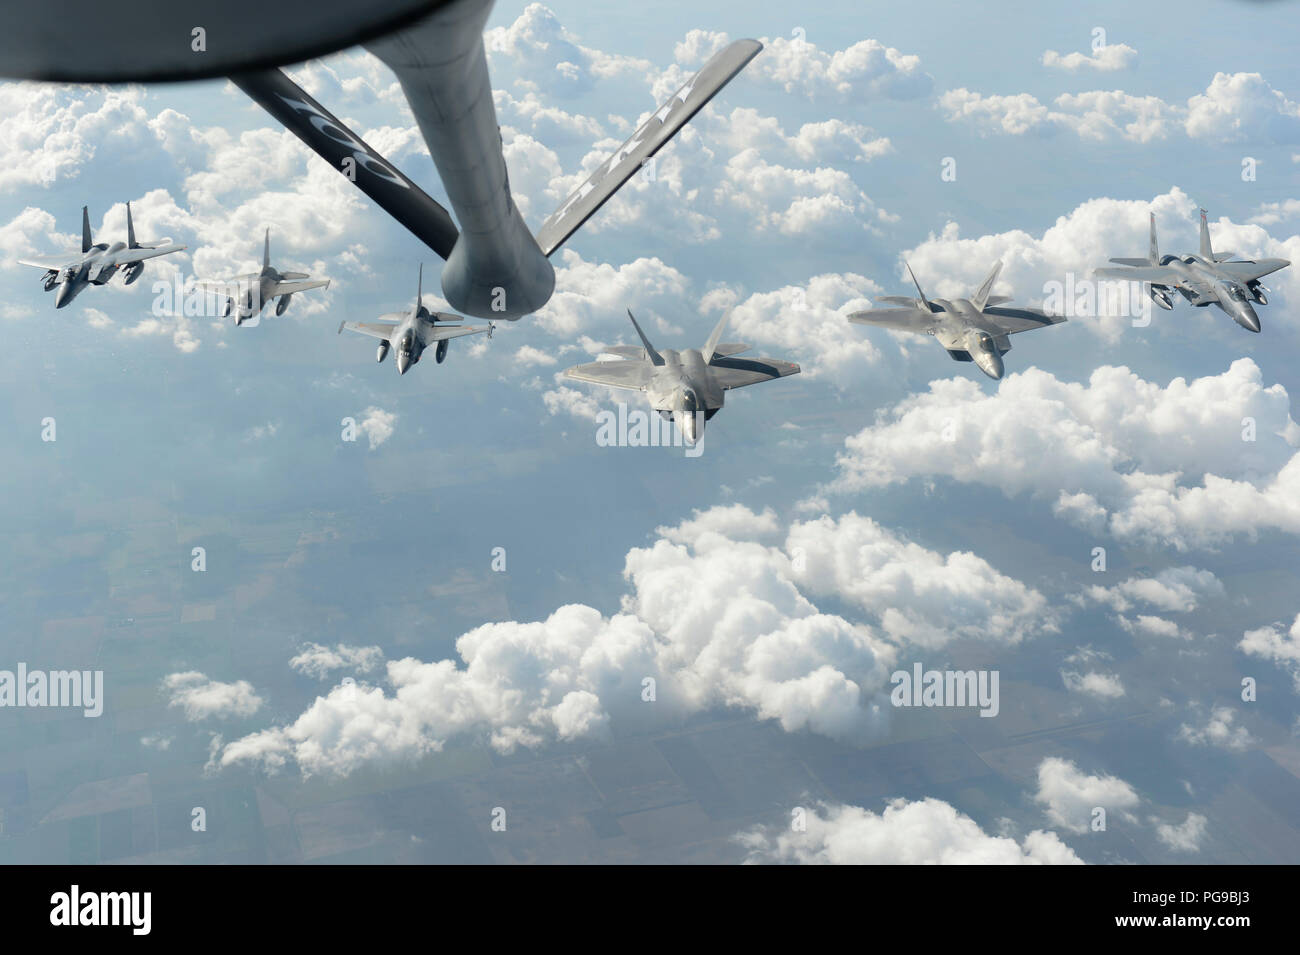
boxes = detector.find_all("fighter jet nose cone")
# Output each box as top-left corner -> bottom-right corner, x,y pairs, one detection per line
974,351 -> 1004,380
682,415 -> 704,445
54,285 -> 70,308
1238,307 -> 1261,333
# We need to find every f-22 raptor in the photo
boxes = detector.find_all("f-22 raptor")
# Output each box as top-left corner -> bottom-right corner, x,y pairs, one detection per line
1093,209 -> 1291,333
848,261 -> 1065,380
563,310 -> 799,444
19,203 -> 186,308
197,230 -> 329,326
338,265 -> 492,376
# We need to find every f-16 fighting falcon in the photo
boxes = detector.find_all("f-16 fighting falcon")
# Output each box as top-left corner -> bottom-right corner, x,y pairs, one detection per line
19,203 -> 186,309
1093,209 -> 1291,333
197,230 -> 329,326
338,265 -> 492,375
563,310 -> 800,445
848,261 -> 1065,380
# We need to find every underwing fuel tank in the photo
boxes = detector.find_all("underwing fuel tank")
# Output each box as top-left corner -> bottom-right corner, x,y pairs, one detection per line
1149,285 -> 1174,310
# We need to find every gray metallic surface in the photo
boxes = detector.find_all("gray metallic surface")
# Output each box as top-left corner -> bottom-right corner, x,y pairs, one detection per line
366,0 -> 555,321
1095,210 -> 1291,334
339,266 -> 492,374
19,203 -> 186,309
535,39 -> 764,257
848,260 -> 1065,380
563,310 -> 799,444
197,230 -> 327,325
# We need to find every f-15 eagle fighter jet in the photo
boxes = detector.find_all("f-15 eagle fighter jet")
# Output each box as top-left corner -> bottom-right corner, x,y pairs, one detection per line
338,265 -> 492,375
197,230 -> 329,326
20,203 -> 186,309
563,310 -> 799,445
848,260 -> 1065,380
1093,209 -> 1290,333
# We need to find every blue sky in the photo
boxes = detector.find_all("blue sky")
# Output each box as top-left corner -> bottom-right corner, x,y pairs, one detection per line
0,0 -> 1298,863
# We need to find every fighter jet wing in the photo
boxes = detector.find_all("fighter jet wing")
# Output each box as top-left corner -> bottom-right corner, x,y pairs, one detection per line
113,243 -> 186,264
339,321 -> 399,341
18,256 -> 76,271
1093,265 -> 1182,283
847,307 -> 939,335
980,306 -> 1067,335
418,323 -> 491,346
708,356 -> 800,391
1214,259 -> 1291,283
271,279 -> 330,296
563,359 -> 655,392
597,345 -> 650,360
535,39 -> 762,256
709,343 -> 751,358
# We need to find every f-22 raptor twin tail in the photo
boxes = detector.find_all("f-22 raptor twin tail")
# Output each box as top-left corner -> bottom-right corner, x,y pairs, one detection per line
1094,210 -> 1291,333
563,310 -> 800,444
849,260 -> 1065,380
20,203 -> 186,308
338,265 -> 492,375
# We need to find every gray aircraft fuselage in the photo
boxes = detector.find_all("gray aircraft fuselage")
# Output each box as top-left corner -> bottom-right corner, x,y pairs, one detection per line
50,241 -> 147,308
1146,255 -> 1261,332
922,299 -> 1009,379
377,307 -> 455,375
231,266 -> 292,323
643,348 -> 725,445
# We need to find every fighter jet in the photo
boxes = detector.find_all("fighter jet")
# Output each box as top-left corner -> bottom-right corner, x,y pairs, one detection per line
848,261 -> 1065,380
338,265 -> 492,375
19,203 -> 186,309
562,310 -> 800,444
197,230 -> 329,326
1093,209 -> 1290,333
